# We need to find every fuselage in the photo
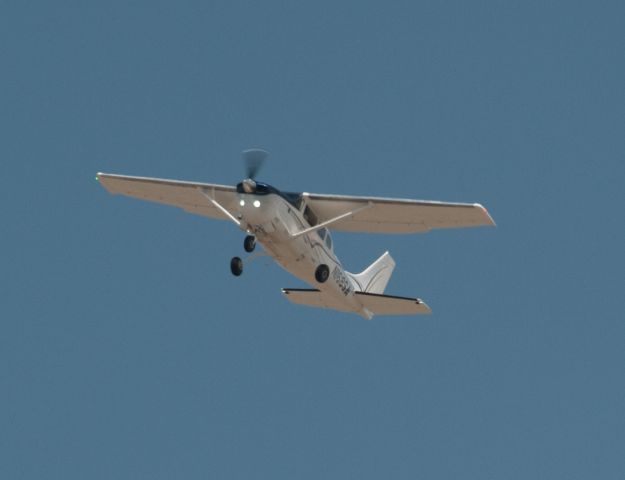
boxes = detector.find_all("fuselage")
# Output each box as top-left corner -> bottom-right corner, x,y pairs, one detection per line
235,182 -> 368,316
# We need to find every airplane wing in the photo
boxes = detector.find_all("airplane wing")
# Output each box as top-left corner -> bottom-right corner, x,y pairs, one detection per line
303,192 -> 495,234
96,173 -> 238,221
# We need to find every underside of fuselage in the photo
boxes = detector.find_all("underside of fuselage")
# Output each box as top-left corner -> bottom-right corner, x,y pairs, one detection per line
233,181 -> 368,316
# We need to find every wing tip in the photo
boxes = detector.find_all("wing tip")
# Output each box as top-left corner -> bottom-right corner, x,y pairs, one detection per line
416,299 -> 433,314
474,203 -> 496,226
95,172 -> 113,183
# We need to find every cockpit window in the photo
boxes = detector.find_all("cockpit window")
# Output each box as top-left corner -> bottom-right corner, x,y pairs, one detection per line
318,228 -> 332,250
304,205 -> 318,226
325,231 -> 332,250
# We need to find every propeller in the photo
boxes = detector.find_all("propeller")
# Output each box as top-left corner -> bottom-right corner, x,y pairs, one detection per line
242,148 -> 268,180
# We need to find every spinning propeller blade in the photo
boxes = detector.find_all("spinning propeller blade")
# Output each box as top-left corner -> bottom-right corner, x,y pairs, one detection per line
242,148 -> 268,180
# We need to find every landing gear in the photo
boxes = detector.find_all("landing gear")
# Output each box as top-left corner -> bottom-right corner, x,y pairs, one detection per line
315,264 -> 330,283
231,236 -> 262,276
243,235 -> 256,253
230,256 -> 243,276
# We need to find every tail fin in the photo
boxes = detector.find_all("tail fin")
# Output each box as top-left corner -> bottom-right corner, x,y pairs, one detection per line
347,251 -> 395,294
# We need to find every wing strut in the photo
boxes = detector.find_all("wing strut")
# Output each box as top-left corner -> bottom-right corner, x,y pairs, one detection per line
198,188 -> 241,227
290,202 -> 373,238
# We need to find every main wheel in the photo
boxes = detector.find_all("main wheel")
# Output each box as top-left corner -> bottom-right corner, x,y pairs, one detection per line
243,235 -> 256,253
230,256 -> 243,276
315,264 -> 330,283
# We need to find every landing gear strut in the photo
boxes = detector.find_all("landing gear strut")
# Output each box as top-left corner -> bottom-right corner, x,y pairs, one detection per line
243,235 -> 256,253
230,256 -> 243,276
315,264 -> 330,283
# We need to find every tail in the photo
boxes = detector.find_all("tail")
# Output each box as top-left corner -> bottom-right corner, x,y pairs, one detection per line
347,251 -> 396,294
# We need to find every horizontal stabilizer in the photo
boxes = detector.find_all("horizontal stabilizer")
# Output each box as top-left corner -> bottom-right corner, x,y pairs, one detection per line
357,291 -> 431,316
282,289 -> 349,312
282,289 -> 431,317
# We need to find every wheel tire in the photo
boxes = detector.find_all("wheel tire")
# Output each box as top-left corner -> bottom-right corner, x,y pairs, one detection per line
243,235 -> 256,253
315,264 -> 330,283
230,256 -> 243,276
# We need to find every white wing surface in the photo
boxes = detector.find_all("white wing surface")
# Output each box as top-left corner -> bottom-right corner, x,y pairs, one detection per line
303,192 -> 495,234
96,173 -> 238,221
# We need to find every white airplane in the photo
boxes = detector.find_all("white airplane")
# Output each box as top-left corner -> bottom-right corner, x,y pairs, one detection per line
97,149 -> 495,319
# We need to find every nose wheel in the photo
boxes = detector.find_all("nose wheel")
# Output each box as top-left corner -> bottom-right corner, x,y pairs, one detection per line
230,256 -> 243,276
243,235 -> 256,252
231,236 -> 261,276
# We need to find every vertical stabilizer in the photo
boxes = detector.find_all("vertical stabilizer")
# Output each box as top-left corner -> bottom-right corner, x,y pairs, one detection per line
347,251 -> 396,294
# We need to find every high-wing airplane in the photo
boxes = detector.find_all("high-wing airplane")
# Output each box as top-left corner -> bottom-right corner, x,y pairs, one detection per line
97,149 -> 495,319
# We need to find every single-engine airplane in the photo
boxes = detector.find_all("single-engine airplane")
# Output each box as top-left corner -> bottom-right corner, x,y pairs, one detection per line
97,149 -> 495,319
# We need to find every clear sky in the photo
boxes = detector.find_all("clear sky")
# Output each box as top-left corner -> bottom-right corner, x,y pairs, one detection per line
2,1 -> 624,478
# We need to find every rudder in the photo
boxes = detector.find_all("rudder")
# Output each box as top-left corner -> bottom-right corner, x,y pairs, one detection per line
347,251 -> 395,294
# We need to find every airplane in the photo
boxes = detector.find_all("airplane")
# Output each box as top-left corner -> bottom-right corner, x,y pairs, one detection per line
96,149 -> 495,319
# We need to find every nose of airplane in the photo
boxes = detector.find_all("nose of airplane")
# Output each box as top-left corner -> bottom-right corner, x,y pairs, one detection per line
238,197 -> 262,209
238,196 -> 267,224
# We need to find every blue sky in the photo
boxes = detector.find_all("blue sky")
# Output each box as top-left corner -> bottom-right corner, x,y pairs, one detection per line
2,1 -> 624,478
